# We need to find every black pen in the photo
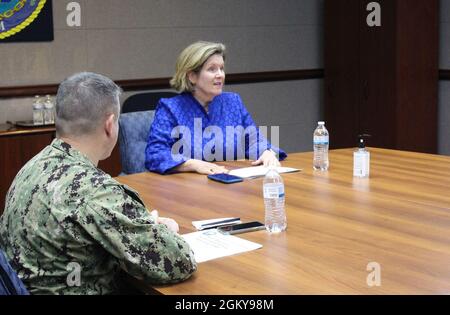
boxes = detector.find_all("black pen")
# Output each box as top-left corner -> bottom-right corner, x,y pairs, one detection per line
200,217 -> 240,229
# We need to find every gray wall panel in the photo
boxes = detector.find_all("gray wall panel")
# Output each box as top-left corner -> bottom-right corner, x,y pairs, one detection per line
84,0 -> 321,29
85,27 -> 247,78
438,81 -> 450,155
85,25 -> 321,80
440,22 -> 450,68
439,1 -> 450,155
85,0 -> 247,29
239,25 -> 323,70
243,0 -> 323,26
441,0 -> 450,22
278,123 -> 316,154
0,97 -> 35,125
0,30 -> 88,87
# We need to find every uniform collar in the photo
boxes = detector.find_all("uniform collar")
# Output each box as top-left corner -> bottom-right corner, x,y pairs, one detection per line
51,138 -> 97,168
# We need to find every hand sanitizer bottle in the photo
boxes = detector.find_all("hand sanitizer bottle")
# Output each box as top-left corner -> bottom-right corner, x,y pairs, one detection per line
353,134 -> 370,178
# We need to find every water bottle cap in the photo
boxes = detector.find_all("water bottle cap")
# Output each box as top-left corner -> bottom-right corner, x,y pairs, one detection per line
318,121 -> 325,125
44,100 -> 53,109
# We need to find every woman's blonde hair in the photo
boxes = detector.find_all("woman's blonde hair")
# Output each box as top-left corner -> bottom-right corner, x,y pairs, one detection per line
170,41 -> 226,92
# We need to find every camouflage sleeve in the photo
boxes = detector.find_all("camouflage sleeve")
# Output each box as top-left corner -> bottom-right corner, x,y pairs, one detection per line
75,183 -> 197,285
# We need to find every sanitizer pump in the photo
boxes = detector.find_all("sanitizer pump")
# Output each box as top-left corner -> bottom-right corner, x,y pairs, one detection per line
353,134 -> 370,178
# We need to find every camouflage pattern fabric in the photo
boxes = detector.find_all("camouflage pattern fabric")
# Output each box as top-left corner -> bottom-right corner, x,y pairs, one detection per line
0,139 -> 197,295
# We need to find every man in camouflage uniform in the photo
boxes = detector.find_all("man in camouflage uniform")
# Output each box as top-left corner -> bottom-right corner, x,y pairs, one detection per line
0,72 -> 197,294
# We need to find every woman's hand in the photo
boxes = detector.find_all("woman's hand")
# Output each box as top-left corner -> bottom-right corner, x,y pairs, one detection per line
251,149 -> 281,167
176,159 -> 229,175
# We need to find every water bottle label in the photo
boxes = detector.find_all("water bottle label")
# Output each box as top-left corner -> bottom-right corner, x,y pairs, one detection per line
313,136 -> 329,145
353,151 -> 370,177
263,184 -> 285,199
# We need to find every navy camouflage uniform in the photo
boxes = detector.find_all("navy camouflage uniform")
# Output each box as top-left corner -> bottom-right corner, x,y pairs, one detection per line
0,139 -> 197,294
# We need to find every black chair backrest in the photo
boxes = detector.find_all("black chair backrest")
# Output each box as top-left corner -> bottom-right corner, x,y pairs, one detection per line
121,91 -> 178,113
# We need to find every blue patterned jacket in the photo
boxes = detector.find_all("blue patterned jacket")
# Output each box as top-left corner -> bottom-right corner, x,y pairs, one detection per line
145,92 -> 287,174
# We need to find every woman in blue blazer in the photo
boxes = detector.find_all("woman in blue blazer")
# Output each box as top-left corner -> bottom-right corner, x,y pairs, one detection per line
145,41 -> 287,175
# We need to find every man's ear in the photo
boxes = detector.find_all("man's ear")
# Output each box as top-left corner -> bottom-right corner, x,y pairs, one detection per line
104,113 -> 116,137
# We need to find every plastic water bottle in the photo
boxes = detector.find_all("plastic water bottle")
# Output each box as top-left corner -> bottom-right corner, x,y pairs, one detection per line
313,121 -> 329,171
32,95 -> 44,125
263,168 -> 287,233
43,95 -> 55,124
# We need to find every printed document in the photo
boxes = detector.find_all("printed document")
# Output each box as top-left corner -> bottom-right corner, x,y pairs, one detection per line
182,229 -> 262,263
229,166 -> 300,179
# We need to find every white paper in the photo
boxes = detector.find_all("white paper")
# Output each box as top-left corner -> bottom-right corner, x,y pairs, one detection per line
192,218 -> 242,230
182,229 -> 262,263
229,166 -> 300,179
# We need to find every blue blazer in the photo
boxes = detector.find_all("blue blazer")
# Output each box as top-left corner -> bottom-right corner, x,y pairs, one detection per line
145,92 -> 287,174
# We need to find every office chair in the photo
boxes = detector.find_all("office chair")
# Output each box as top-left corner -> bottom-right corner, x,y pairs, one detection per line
118,110 -> 155,175
0,249 -> 29,295
118,91 -> 178,174
121,91 -> 178,113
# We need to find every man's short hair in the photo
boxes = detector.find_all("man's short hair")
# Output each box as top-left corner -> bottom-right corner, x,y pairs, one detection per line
55,72 -> 122,137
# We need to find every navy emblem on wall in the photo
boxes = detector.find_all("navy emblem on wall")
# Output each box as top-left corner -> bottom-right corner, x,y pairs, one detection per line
0,0 -> 53,42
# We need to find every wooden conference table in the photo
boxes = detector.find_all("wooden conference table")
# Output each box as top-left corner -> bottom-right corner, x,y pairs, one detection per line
116,148 -> 450,294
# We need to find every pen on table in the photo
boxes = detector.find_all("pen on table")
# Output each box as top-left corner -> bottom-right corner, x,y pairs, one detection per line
200,223 -> 237,231
200,217 -> 240,229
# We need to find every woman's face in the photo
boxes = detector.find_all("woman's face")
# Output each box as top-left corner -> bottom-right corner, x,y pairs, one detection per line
189,53 -> 225,105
